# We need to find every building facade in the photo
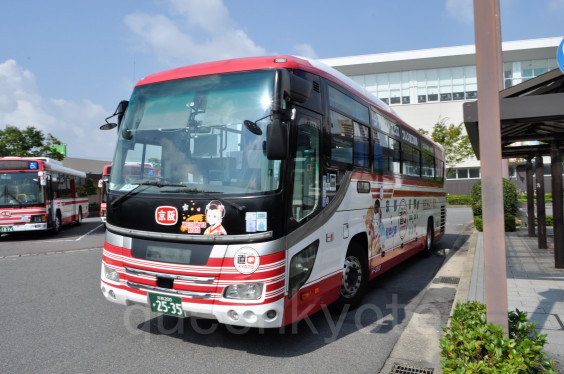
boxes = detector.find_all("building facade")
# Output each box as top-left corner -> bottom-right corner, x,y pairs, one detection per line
321,37 -> 561,194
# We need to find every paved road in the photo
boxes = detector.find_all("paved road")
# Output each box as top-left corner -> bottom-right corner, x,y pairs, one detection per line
0,209 -> 472,373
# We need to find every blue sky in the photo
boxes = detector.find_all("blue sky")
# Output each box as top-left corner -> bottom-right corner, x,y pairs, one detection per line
0,0 -> 562,161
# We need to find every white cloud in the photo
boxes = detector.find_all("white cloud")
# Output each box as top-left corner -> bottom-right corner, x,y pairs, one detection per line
293,44 -> 318,59
124,0 -> 266,66
445,0 -> 474,23
0,59 -> 115,161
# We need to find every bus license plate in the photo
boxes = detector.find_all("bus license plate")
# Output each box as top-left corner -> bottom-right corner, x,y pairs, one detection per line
0,226 -> 14,233
148,293 -> 184,317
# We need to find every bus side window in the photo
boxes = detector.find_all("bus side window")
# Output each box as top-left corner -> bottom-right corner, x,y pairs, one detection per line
329,111 -> 353,164
353,122 -> 370,168
292,116 -> 320,222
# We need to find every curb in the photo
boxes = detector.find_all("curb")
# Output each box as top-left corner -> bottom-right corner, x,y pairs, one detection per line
380,221 -> 476,374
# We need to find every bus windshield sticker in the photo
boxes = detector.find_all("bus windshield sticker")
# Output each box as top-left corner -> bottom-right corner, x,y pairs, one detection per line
204,201 -> 226,235
245,212 -> 267,233
120,184 -> 139,191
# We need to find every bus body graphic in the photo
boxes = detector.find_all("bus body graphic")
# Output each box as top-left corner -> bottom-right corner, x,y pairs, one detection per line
0,157 -> 89,233
100,55 -> 446,328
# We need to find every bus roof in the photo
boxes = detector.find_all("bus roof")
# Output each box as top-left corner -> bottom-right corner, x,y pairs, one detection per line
136,55 -> 441,152
0,157 -> 87,178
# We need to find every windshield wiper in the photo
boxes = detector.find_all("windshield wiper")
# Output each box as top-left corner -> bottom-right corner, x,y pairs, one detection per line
111,180 -> 187,208
162,188 -> 246,212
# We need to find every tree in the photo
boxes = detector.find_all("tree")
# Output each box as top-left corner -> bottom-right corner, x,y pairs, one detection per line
0,125 -> 65,161
419,118 -> 474,168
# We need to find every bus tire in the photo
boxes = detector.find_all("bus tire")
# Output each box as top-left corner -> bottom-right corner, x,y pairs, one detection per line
422,219 -> 434,258
333,242 -> 369,311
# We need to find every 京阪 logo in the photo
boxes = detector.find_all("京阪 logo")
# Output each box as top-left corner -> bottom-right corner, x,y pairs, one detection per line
155,206 -> 178,225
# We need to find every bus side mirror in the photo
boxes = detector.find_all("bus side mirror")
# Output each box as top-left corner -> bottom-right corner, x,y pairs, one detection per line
266,120 -> 288,160
100,100 -> 129,130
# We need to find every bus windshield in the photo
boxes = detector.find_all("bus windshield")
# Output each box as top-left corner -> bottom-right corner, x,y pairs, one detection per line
110,70 -> 282,196
0,172 -> 45,207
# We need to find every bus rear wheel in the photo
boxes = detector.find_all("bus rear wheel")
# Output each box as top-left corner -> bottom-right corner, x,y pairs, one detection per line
333,243 -> 368,311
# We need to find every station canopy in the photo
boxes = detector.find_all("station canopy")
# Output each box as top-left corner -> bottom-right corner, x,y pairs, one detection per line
464,68 -> 564,159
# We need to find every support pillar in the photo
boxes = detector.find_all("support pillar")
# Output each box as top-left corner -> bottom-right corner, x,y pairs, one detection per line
551,142 -> 563,268
526,157 -> 535,237
535,155 -> 547,249
473,0 -> 508,332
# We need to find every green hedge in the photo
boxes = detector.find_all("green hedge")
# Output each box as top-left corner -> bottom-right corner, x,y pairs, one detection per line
471,179 -> 518,217
447,195 -> 472,205
440,301 -> 554,373
473,215 -> 517,232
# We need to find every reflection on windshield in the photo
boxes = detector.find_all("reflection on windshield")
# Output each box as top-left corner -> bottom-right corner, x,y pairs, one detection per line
0,172 -> 44,206
110,70 -> 282,195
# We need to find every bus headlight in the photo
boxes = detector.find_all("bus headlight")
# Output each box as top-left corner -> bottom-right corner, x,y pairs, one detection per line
223,283 -> 264,300
103,264 -> 120,282
30,215 -> 47,223
288,240 -> 319,298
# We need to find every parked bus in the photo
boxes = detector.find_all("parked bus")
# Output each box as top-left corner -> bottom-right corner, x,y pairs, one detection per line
100,56 -> 446,328
98,164 -> 111,223
0,157 -> 89,234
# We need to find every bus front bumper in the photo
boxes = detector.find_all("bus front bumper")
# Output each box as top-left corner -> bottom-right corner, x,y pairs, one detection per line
100,280 -> 285,328
1,223 -> 48,233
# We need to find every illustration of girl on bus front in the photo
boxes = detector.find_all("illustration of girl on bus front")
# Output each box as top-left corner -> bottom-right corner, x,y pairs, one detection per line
204,200 -> 227,235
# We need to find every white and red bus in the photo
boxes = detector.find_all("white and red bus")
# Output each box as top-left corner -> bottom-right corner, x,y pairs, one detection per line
98,164 -> 111,223
0,157 -> 89,234
100,56 -> 446,328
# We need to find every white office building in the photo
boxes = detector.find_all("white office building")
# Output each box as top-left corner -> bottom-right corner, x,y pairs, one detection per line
321,37 -> 561,194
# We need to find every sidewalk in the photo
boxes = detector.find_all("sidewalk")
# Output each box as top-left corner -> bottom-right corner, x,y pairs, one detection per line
381,226 -> 564,373
469,229 -> 564,371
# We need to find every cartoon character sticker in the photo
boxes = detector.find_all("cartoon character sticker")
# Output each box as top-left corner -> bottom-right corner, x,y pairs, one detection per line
179,200 -> 227,235
366,199 -> 383,256
203,200 -> 227,235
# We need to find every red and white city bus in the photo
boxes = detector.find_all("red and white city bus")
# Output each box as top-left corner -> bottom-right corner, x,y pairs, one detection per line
0,157 -> 89,234
98,164 -> 111,223
100,56 -> 446,328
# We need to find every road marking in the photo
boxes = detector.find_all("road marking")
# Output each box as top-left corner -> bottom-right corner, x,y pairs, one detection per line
75,224 -> 105,241
1,247 -> 100,259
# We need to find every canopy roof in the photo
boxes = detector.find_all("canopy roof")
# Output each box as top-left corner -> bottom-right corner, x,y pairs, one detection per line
464,68 -> 564,159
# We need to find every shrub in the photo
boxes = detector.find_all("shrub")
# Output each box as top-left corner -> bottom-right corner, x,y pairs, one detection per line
89,202 -> 100,212
474,216 -> 483,232
440,301 -> 555,373
470,178 -> 518,217
535,215 -> 554,227
473,215 -> 516,232
470,181 -> 482,216
447,195 -> 472,205
505,214 -> 516,232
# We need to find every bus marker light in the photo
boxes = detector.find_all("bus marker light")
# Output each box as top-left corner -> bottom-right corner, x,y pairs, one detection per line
300,292 -> 310,301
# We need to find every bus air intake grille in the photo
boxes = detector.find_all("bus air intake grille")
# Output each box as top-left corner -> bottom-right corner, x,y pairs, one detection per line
390,363 -> 434,374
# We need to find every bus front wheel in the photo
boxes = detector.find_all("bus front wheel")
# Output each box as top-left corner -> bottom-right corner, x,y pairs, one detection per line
333,242 -> 368,311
